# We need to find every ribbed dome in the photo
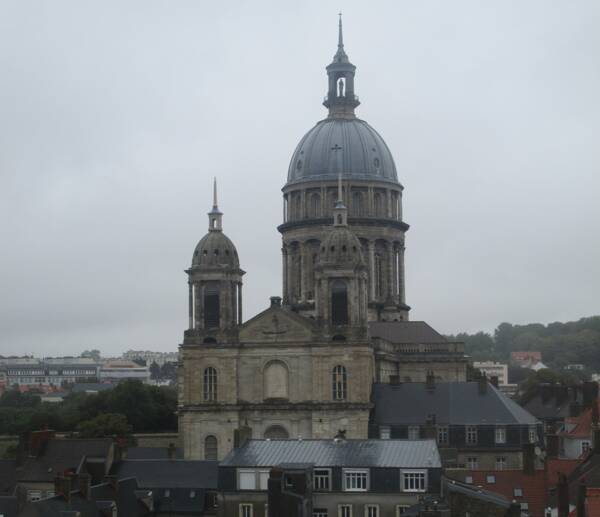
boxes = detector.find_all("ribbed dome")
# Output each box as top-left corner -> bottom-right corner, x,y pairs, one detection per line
287,118 -> 398,186
192,231 -> 239,268
319,226 -> 365,267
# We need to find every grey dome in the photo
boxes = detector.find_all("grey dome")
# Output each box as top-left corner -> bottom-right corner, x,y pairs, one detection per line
192,231 -> 239,268
319,226 -> 365,267
287,118 -> 398,186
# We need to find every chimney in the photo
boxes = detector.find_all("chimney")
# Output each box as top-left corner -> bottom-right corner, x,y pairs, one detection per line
234,421 -> 253,448
54,476 -> 62,498
522,443 -> 535,475
490,376 -> 499,388
583,382 -> 598,409
557,473 -> 569,517
546,433 -> 560,459
389,375 -> 400,386
577,481 -> 586,517
79,473 -> 91,500
507,503 -> 521,517
103,475 -> 118,493
426,371 -> 435,391
478,373 -> 487,395
592,427 -> 600,454
167,442 -> 177,460
270,296 -> 282,308
424,415 -> 437,440
62,475 -> 73,503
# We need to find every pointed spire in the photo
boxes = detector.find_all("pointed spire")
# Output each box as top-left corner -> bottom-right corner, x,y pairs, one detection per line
333,171 -> 348,226
333,12 -> 348,63
338,12 -> 344,51
208,178 -> 223,231
212,177 -> 218,209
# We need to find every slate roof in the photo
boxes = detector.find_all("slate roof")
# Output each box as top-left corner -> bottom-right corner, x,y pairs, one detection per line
18,477 -> 148,517
0,460 -> 16,494
369,321 -> 448,344
152,487 -> 208,514
371,382 -> 539,426
125,447 -> 184,460
220,439 -> 441,468
17,438 -> 112,482
111,459 -> 218,489
0,496 -> 17,517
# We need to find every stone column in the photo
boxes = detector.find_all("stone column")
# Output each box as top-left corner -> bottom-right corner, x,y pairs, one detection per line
386,189 -> 392,218
368,241 -> 376,301
392,245 -> 399,302
387,242 -> 394,300
301,189 -> 306,219
320,186 -> 326,217
300,242 -> 307,301
400,246 -> 406,305
194,284 -> 201,329
282,246 -> 289,304
188,282 -> 193,329
238,282 -> 243,324
368,186 -> 374,215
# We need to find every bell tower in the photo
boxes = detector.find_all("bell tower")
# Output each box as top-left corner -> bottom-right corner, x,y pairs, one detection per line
323,14 -> 360,119
315,175 -> 369,338
185,180 -> 244,342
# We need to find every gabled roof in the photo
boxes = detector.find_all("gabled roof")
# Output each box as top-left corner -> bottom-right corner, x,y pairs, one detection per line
111,459 -> 218,489
558,400 -> 599,438
371,382 -> 539,426
220,439 -> 441,468
17,438 -> 112,482
369,321 -> 448,344
449,470 -> 547,517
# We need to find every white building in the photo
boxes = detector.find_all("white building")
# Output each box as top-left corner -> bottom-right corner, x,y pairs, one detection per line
473,361 -> 509,386
100,360 -> 150,382
121,350 -> 178,366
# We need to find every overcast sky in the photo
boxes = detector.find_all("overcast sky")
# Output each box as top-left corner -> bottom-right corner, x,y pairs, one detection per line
1,1 -> 599,357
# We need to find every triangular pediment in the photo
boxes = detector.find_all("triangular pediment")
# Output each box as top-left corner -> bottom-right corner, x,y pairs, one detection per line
239,306 -> 315,344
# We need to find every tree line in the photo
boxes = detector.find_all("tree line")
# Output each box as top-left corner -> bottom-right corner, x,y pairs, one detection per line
0,380 -> 177,438
448,315 -> 600,374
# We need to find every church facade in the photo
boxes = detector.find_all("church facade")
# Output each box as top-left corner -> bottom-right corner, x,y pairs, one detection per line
178,21 -> 467,460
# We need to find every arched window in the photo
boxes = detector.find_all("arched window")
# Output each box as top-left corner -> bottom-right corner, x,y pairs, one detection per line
264,361 -> 289,400
309,193 -> 321,218
352,192 -> 364,217
332,365 -> 347,400
203,367 -> 217,402
204,435 -> 218,460
203,283 -> 220,329
331,280 -> 348,325
295,196 -> 302,220
264,425 -> 289,439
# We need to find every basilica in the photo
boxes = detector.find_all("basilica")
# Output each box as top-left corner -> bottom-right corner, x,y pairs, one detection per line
178,20 -> 467,460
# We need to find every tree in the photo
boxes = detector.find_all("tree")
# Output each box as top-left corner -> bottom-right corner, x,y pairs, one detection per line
81,349 -> 101,361
0,390 -> 41,408
77,413 -> 132,438
149,361 -> 161,380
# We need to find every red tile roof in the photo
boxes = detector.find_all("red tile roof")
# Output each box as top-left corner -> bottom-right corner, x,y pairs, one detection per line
586,487 -> 600,516
546,458 -> 581,488
558,400 -> 600,438
463,470 -> 547,517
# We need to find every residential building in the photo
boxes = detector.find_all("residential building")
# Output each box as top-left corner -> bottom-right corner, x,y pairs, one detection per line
110,458 -> 218,515
473,361 -> 508,386
122,350 -> 179,367
556,400 -> 599,459
218,438 -> 442,517
13,431 -> 114,510
100,360 -> 150,382
369,376 -> 543,470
